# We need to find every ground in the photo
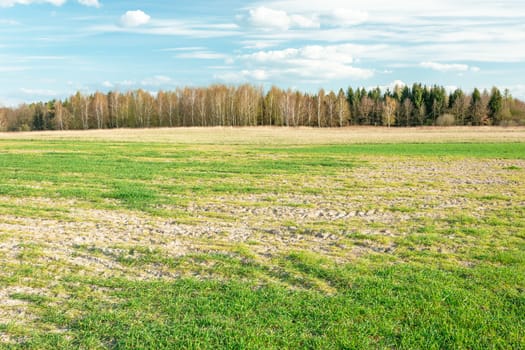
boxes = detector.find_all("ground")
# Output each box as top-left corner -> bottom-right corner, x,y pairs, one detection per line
0,127 -> 524,349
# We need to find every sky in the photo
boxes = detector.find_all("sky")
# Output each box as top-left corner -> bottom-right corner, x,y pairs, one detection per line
1,0 -> 525,106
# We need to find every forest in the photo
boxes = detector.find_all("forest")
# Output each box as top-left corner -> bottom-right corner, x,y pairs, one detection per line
1,83 -> 525,131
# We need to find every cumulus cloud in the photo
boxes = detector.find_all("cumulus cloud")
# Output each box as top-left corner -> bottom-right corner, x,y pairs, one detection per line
120,10 -> 150,28
246,4 -> 368,29
249,7 -> 289,30
242,0 -> 525,67
384,79 -> 406,89
238,44 -> 373,81
214,69 -> 269,83
248,6 -> 319,31
244,44 -> 355,65
243,69 -> 268,80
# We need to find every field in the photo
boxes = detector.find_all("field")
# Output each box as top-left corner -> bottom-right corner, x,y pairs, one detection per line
0,127 -> 524,349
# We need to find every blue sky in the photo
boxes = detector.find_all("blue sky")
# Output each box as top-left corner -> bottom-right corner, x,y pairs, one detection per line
1,0 -> 525,105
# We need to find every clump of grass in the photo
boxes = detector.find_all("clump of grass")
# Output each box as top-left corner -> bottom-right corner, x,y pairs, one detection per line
503,165 -> 522,170
107,183 -> 158,210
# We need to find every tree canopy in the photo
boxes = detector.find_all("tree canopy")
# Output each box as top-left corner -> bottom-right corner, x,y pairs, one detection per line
1,83 -> 524,132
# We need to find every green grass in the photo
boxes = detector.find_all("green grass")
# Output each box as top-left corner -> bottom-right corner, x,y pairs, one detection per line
264,142 -> 525,159
0,138 -> 524,349
5,262 -> 524,349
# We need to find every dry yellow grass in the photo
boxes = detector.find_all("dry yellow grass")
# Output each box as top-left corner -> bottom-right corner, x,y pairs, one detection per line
0,126 -> 524,144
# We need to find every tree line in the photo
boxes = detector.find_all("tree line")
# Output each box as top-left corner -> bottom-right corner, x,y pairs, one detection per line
1,83 -> 524,131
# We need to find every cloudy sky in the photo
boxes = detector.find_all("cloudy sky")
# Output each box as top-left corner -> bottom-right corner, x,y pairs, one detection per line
1,0 -> 524,105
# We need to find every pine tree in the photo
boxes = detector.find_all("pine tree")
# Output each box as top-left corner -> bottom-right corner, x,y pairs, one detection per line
488,87 -> 503,125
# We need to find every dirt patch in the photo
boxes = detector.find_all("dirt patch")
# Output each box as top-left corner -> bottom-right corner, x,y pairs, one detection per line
0,286 -> 46,326
1,155 -> 523,283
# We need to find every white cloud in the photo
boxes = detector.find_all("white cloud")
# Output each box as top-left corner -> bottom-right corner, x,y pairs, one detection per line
77,0 -> 99,8
0,0 -> 65,6
243,44 -> 355,65
242,0 -> 525,68
243,69 -> 268,80
0,19 -> 19,25
92,19 -> 238,38
238,44 -> 373,81
213,72 -> 243,83
19,88 -> 58,97
392,79 -> 406,87
0,0 -> 98,6
166,47 -> 230,60
159,47 -> 206,52
247,3 -> 368,28
18,55 -> 67,62
175,51 -> 229,60
249,7 -> 290,30
387,80 -> 406,89
290,14 -> 320,29
0,66 -> 28,72
327,8 -> 368,26
248,6 -> 319,30
254,0 -> 525,18
120,10 -> 150,28
118,80 -> 135,87
141,75 -> 172,86
100,76 -> 175,90
214,69 -> 269,83
369,80 -> 406,93
244,48 -> 296,62
420,61 -> 470,72
241,40 -> 283,49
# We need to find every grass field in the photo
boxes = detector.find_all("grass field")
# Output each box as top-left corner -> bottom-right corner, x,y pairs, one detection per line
0,127 -> 524,349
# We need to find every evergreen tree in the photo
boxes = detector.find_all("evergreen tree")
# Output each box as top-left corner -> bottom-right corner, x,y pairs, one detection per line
412,84 -> 425,125
488,87 -> 503,125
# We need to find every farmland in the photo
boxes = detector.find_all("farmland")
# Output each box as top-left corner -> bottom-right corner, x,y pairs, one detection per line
0,127 -> 524,349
